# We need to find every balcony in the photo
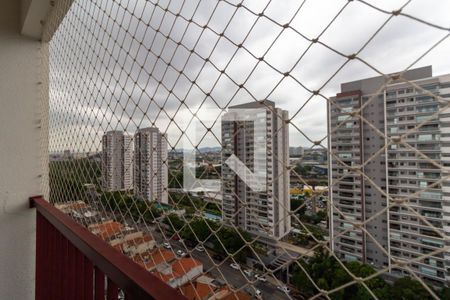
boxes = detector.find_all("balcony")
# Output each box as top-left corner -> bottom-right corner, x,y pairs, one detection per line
4,0 -> 450,299
30,196 -> 182,300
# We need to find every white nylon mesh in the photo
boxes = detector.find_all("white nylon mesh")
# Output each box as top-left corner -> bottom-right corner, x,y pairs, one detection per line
46,0 -> 450,299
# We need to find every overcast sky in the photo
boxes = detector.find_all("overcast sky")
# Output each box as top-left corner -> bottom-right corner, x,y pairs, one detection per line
48,0 -> 450,153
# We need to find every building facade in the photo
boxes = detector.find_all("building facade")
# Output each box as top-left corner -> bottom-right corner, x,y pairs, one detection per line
289,146 -> 304,158
134,127 -> 168,204
328,66 -> 450,285
102,131 -> 133,192
221,100 -> 291,243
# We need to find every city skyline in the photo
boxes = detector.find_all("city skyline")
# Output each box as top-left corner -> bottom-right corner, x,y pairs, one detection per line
48,1 -> 450,155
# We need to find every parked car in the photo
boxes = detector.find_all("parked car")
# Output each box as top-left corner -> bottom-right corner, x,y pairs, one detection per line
243,269 -> 253,277
254,274 -> 267,282
277,286 -> 290,294
230,263 -> 240,270
176,250 -> 187,257
255,289 -> 262,299
163,242 -> 171,249
195,245 -> 205,252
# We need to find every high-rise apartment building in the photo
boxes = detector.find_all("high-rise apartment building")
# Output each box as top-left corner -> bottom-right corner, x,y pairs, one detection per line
134,127 -> 168,204
328,66 -> 450,285
102,131 -> 133,192
221,100 -> 291,243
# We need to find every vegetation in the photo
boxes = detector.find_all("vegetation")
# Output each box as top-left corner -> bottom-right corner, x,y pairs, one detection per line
168,169 -> 183,188
49,159 -> 101,203
204,202 -> 221,216
291,198 -> 326,225
294,165 -> 313,177
212,225 -> 252,263
170,192 -> 203,210
163,213 -> 184,231
181,217 -> 212,243
162,214 -> 252,263
292,249 -> 450,300
100,191 -> 162,222
169,192 -> 222,217
196,165 -> 221,179
301,210 -> 327,225
289,223 -> 326,247
291,198 -> 307,215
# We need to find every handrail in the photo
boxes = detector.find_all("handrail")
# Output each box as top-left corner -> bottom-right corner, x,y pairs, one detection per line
30,195 -> 187,300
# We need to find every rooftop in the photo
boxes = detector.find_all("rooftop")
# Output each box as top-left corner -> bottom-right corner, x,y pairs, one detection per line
179,281 -> 216,300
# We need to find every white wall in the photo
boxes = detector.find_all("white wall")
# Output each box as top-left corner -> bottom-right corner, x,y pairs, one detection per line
0,1 -> 48,299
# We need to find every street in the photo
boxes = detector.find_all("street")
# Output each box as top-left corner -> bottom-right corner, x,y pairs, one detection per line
93,204 -> 294,300
146,223 -> 291,300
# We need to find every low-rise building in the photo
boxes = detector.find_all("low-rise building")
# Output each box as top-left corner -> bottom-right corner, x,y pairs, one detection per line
179,278 -> 216,300
54,200 -> 88,213
152,257 -> 203,288
110,231 -> 156,256
88,220 -> 123,240
132,248 -> 176,271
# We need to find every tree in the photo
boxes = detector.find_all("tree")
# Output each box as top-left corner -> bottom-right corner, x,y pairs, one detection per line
163,213 -> 184,231
182,217 -> 215,244
316,210 -> 327,222
294,165 -> 312,177
291,250 -> 390,300
344,261 -> 390,300
440,287 -> 450,300
49,158 -> 101,203
143,205 -> 162,222
212,226 -> 251,263
168,169 -> 183,188
391,277 -> 433,300
291,198 -> 306,216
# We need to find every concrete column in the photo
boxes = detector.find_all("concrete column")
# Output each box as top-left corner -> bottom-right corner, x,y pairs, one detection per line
0,1 -> 49,299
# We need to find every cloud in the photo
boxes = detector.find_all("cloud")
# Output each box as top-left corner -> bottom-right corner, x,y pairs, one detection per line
49,0 -> 450,152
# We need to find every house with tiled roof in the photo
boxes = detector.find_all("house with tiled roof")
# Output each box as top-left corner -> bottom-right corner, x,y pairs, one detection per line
109,231 -> 156,256
132,248 -> 176,271
179,279 -> 216,300
88,220 -> 123,240
152,257 -> 203,288
55,200 -> 88,213
123,233 -> 155,255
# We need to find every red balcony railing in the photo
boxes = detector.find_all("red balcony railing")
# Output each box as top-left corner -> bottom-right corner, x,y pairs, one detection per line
30,196 -> 187,300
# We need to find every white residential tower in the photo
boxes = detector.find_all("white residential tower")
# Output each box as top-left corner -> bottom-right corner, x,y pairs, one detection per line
221,100 -> 291,243
134,127 -> 168,204
102,131 -> 133,192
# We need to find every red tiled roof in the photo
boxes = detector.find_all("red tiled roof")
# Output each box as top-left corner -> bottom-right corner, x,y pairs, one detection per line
88,221 -> 123,240
132,248 -> 175,271
151,258 -> 202,285
128,234 -> 153,245
179,282 -> 215,300
171,258 -> 202,276
68,202 -> 88,210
